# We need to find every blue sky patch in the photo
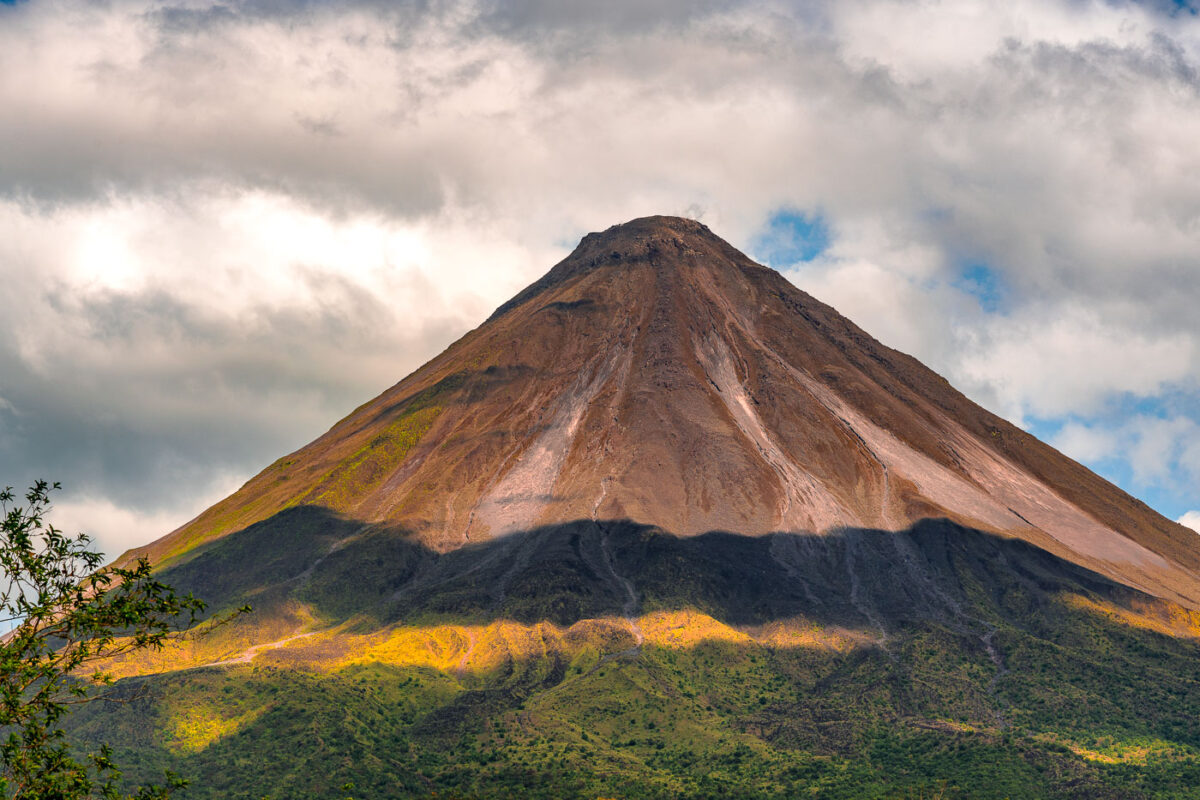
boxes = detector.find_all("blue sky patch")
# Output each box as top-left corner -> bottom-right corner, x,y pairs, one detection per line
952,261 -> 1008,313
1159,0 -> 1198,16
1025,414 -> 1170,514
1024,389 -> 1200,522
750,208 -> 831,267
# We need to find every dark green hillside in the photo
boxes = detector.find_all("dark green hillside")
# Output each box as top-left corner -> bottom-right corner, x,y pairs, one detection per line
67,516 -> 1200,799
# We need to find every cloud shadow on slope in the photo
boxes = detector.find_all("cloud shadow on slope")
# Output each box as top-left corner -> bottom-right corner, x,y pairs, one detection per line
154,504 -> 1187,641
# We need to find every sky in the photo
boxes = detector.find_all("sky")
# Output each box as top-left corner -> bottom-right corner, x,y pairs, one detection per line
0,0 -> 1198,557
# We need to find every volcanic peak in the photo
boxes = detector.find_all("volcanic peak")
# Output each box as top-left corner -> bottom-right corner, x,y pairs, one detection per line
573,215 -> 726,264
490,215 -> 756,320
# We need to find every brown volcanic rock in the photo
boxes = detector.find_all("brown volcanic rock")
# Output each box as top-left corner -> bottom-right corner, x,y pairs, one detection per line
128,216 -> 1200,606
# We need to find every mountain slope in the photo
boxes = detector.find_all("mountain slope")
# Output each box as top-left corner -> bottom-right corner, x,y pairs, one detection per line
125,215 -> 1200,605
88,518 -> 1200,799
87,216 -> 1200,799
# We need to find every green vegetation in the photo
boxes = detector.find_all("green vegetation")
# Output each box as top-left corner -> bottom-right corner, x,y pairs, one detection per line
0,481 -> 212,799
303,406 -> 441,511
58,516 -> 1200,798
63,594 -> 1200,799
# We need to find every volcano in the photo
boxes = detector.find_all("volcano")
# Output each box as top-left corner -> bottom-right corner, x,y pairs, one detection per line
91,217 -> 1200,799
128,215 -> 1200,600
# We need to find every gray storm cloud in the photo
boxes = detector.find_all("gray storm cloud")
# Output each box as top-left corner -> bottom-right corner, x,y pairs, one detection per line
0,0 -> 1197,554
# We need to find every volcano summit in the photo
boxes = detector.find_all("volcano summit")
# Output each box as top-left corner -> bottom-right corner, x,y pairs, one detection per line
90,217 -> 1200,799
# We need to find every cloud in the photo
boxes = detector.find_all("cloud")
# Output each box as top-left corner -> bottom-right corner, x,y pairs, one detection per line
1050,413 -> 1200,504
751,209 -> 831,266
1179,511 -> 1200,534
958,304 -> 1195,423
1051,421 -> 1120,464
1127,416 -> 1198,488
1,0 -> 1199,544
0,190 -> 566,513
44,486 -> 239,561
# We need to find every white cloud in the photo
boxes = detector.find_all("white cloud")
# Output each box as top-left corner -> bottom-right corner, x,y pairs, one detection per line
958,304 -> 1195,423
1127,416 -> 1197,488
830,0 -> 1165,82
1051,421 -> 1120,464
785,255 -> 964,363
0,189 -> 568,512
46,475 -> 241,560
1178,511 -> 1200,534
1,0 -> 1199,546
1050,414 -> 1200,498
